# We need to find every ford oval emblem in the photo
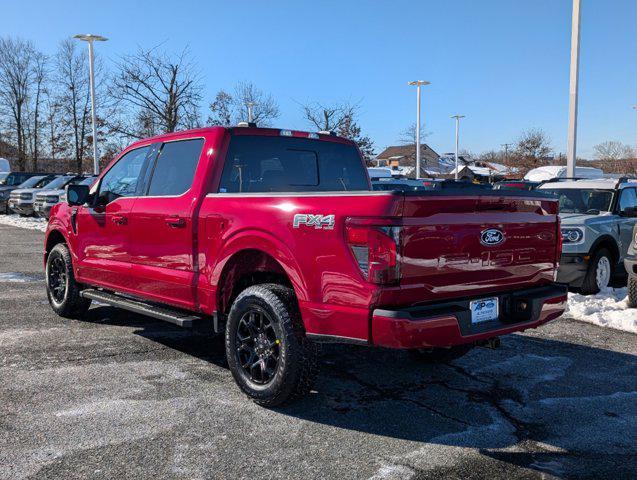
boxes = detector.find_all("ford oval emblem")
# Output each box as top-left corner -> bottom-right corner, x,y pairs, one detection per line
480,228 -> 505,246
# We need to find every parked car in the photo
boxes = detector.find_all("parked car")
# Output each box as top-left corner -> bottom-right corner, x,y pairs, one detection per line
372,178 -> 438,191
9,174 -> 80,216
625,225 -> 637,307
34,175 -> 97,219
538,177 -> 637,294
45,126 -> 566,406
493,180 -> 540,191
0,174 -> 57,214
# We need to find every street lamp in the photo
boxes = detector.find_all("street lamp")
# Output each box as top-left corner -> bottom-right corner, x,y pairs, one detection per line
451,115 -> 465,181
74,34 -> 108,175
566,0 -> 582,178
408,80 -> 430,179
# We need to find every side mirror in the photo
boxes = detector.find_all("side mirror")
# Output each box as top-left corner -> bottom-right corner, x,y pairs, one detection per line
620,206 -> 637,217
66,184 -> 90,206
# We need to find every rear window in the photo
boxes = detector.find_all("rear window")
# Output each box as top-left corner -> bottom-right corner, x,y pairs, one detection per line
218,135 -> 369,193
147,138 -> 204,196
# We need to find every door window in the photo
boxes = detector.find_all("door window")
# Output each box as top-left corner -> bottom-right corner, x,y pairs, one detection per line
146,138 -> 204,196
98,146 -> 150,204
619,188 -> 637,211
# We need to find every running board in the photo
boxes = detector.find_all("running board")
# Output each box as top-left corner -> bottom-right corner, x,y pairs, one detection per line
81,289 -> 202,328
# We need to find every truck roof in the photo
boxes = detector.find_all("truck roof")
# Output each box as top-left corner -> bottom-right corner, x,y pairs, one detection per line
128,126 -> 355,148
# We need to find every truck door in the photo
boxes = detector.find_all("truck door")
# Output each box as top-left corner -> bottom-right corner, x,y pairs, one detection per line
127,137 -> 206,310
616,187 -> 637,261
74,145 -> 152,289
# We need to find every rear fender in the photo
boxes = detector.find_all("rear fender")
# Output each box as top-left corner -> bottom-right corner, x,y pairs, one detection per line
210,229 -> 308,303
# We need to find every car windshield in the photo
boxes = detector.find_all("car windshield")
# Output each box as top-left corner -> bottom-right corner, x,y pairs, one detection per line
17,176 -> 46,188
42,176 -> 74,190
542,188 -> 613,214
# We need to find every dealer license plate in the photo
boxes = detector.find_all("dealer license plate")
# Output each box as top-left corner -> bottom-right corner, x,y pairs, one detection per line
470,297 -> 499,324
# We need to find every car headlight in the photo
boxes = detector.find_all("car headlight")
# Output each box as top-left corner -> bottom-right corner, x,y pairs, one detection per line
0,191 -> 7,199
634,230 -> 637,246
561,227 -> 584,244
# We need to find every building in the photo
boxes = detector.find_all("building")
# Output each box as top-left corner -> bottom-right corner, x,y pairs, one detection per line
374,144 -> 440,178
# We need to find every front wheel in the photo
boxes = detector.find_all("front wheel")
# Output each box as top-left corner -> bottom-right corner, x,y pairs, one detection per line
225,284 -> 318,407
581,248 -> 613,295
46,243 -> 91,318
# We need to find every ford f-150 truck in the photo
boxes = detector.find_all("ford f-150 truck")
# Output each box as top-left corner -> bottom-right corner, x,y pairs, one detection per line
45,125 -> 567,406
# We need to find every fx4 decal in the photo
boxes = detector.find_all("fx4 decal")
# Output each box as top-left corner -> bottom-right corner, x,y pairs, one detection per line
293,214 -> 335,230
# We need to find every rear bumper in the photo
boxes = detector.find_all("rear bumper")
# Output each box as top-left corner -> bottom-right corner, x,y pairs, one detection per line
372,284 -> 568,349
557,253 -> 588,287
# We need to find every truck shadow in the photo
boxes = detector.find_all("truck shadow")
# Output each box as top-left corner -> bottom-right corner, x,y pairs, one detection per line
82,306 -> 637,478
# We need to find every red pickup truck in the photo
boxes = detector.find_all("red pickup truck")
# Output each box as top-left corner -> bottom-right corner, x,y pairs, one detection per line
44,126 -> 567,406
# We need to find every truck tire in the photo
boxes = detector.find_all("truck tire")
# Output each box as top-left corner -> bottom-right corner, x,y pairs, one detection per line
580,248 -> 613,295
46,243 -> 91,318
409,344 -> 473,363
627,276 -> 637,308
225,283 -> 319,407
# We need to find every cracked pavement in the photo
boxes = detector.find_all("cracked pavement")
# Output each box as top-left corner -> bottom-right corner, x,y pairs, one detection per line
0,223 -> 636,479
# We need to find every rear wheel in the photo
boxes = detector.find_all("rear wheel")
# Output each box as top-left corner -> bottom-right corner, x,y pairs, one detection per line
581,248 -> 613,295
225,284 -> 318,407
627,276 -> 637,308
46,243 -> 91,318
409,344 -> 473,363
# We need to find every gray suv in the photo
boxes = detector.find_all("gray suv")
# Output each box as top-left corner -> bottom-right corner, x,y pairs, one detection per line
538,178 -> 637,294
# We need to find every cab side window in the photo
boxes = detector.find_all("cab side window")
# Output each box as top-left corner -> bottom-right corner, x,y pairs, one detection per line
146,139 -> 204,196
98,146 -> 150,204
619,188 -> 637,211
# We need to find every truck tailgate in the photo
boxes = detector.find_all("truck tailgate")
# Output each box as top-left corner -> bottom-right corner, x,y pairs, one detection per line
398,193 -> 559,302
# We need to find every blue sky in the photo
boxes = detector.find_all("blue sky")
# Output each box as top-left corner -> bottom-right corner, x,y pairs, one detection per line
3,0 -> 636,157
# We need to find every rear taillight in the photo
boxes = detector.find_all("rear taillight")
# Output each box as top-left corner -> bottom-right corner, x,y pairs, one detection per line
555,216 -> 563,266
346,225 -> 400,284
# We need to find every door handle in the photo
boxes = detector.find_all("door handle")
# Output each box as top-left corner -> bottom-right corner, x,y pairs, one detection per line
111,215 -> 127,225
165,216 -> 186,228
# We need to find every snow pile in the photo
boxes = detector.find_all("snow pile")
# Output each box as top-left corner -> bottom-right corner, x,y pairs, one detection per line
567,288 -> 637,334
0,214 -> 47,232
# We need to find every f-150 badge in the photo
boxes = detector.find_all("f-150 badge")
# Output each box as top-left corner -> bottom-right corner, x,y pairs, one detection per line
293,214 -> 335,230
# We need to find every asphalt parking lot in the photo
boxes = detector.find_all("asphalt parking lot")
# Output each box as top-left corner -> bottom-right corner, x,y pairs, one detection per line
0,223 -> 636,480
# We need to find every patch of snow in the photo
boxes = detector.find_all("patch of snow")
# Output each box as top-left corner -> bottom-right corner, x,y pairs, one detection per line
566,287 -> 637,334
0,214 -> 47,232
0,272 -> 40,282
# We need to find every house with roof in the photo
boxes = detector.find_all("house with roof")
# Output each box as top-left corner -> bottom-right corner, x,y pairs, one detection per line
374,144 -> 441,178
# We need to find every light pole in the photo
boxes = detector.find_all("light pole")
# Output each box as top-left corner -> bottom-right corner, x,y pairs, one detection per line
74,34 -> 108,175
408,80 -> 430,179
501,143 -> 512,163
451,115 -> 465,180
247,102 -> 255,123
566,0 -> 582,178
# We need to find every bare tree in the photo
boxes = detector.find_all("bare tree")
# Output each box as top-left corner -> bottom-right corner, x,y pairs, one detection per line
111,45 -> 202,137
398,122 -> 428,146
29,51 -> 47,170
512,128 -> 552,174
593,141 -> 635,161
301,101 -> 374,161
233,82 -> 279,125
0,37 -> 37,171
207,90 -> 234,126
302,101 -> 354,132
43,88 -> 66,161
208,82 -> 279,126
